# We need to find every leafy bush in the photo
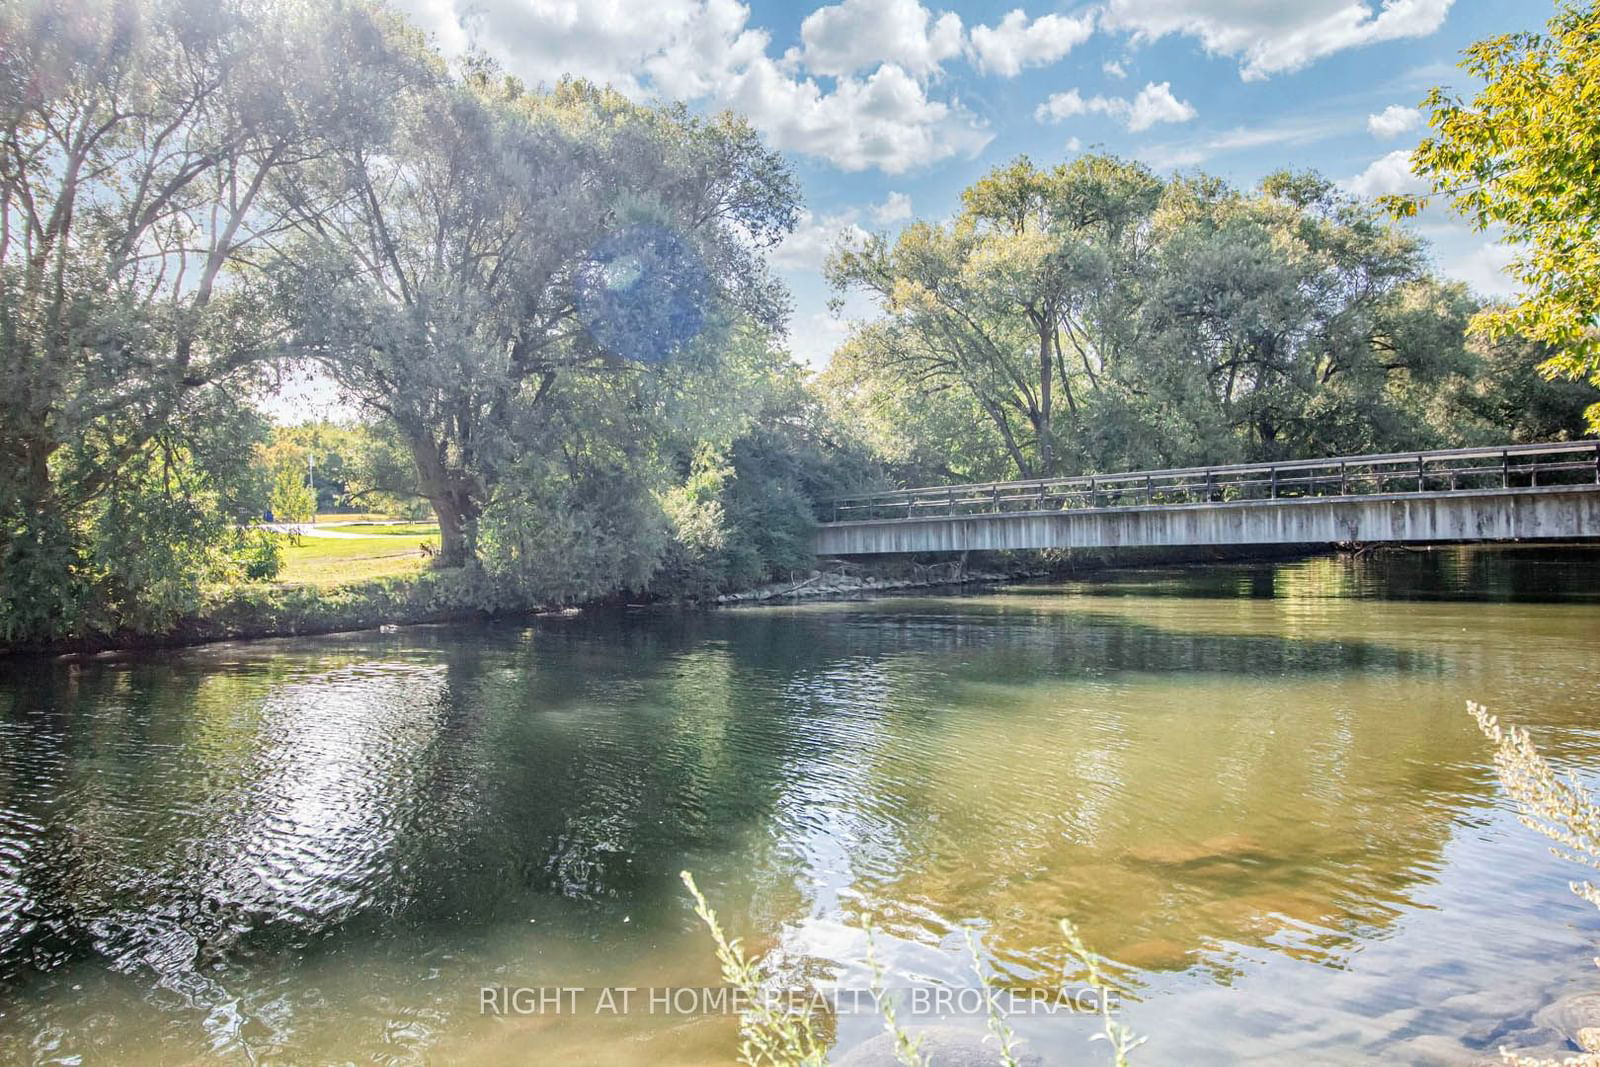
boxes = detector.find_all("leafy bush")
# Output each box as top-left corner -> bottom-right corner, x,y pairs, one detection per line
0,416 -> 271,644
478,467 -> 669,606
235,529 -> 283,582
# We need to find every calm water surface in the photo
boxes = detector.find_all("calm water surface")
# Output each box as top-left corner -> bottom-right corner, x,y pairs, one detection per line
3,547 -> 1600,1064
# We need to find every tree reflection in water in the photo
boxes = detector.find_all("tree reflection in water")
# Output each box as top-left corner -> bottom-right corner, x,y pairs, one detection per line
1,548 -> 1598,1064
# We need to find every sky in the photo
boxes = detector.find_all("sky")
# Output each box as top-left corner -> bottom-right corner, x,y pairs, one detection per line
341,0 -> 1551,382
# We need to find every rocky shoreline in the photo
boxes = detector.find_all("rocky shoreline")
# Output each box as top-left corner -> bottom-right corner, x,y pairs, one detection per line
712,562 -> 1036,604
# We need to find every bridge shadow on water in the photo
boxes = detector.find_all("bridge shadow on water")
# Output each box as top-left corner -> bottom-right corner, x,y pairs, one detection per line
1034,544 -> 1600,603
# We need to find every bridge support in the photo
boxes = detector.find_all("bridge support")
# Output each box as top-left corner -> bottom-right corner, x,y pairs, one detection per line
812,487 -> 1600,557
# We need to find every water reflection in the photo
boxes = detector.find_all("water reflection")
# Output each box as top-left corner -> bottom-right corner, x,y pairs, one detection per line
0,548 -> 1598,1064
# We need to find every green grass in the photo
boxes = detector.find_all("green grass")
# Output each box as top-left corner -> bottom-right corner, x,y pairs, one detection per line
325,522 -> 440,537
314,511 -> 419,524
274,530 -> 439,587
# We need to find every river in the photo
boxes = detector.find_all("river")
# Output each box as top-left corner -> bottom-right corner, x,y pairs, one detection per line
2,547 -> 1600,1064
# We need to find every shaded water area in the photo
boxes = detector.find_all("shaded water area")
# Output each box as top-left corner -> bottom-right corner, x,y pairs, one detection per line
3,546 -> 1600,1064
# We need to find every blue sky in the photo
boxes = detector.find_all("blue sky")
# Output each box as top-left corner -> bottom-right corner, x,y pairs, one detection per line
385,0 -> 1551,371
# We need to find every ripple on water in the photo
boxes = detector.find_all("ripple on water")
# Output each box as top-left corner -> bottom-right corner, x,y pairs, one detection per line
0,551 -> 1599,1065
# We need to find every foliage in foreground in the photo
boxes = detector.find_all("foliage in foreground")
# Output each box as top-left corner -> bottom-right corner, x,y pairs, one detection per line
1470,702 -> 1600,1066
0,0 -> 397,642
681,871 -> 1140,1067
681,871 -> 829,1067
1395,0 -> 1600,431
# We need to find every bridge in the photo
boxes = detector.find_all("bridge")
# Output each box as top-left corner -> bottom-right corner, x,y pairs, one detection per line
813,441 -> 1600,557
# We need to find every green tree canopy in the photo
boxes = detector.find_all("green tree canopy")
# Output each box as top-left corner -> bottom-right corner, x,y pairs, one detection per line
826,155 -> 1528,482
278,61 -> 800,566
0,0 -> 415,638
1394,0 -> 1600,429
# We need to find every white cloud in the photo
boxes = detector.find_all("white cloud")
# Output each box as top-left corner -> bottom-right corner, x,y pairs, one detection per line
1035,81 -> 1196,132
1368,104 -> 1423,139
392,0 -> 473,55
388,0 -> 991,174
872,191 -> 914,223
788,309 -> 857,368
1449,239 -> 1518,299
1414,218 -> 1519,298
791,0 -> 962,78
1127,82 -> 1197,131
773,192 -> 914,271
1102,0 -> 1454,80
1343,149 -> 1425,197
1137,113 -> 1356,169
1103,60 -> 1127,79
969,9 -> 1095,77
724,60 -> 991,173
1065,136 -> 1083,152
401,0 -> 721,96
1035,88 -> 1093,122
771,210 -> 870,271
644,0 -> 773,99
1205,122 -> 1337,152
1139,146 -> 1205,170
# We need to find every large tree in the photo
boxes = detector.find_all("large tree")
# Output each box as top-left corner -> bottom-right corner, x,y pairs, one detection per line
280,67 -> 798,566
1141,171 -> 1464,459
827,155 -> 1160,478
0,0 -> 413,637
1393,0 -> 1600,430
826,156 -> 1494,481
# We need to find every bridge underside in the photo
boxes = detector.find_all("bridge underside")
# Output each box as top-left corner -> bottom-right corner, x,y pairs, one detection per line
812,487 -> 1600,556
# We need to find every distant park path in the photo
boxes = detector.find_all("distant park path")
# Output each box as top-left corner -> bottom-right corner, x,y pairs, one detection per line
261,523 -> 403,540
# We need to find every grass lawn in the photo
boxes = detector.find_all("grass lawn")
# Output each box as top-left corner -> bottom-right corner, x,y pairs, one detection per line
274,526 -> 441,587
325,522 -> 441,537
313,511 -> 426,524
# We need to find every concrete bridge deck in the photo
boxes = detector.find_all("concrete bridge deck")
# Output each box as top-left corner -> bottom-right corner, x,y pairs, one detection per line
813,442 -> 1600,557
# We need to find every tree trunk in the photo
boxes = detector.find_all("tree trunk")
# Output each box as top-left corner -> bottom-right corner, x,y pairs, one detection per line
1036,319 -> 1054,475
977,396 -> 1032,478
24,436 -> 53,512
408,436 -> 478,568
1051,329 -> 1080,413
431,491 -> 470,568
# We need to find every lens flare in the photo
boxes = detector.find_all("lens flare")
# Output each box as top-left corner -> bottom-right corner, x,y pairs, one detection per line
575,225 -> 711,363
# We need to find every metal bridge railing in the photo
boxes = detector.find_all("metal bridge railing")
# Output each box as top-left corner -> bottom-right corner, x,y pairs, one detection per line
820,441 -> 1600,524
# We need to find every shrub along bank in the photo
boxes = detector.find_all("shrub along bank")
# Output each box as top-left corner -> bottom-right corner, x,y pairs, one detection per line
7,543 -> 1336,658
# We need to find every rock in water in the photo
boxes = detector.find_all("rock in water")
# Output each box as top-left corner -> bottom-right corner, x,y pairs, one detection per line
1534,992 -> 1600,1042
1126,832 -> 1265,868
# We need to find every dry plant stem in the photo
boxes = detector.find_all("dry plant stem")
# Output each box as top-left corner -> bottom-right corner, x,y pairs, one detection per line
962,926 -> 1022,1067
1059,917 -> 1145,1067
862,915 -> 927,1067
1468,703 -> 1600,1067
681,871 -> 828,1067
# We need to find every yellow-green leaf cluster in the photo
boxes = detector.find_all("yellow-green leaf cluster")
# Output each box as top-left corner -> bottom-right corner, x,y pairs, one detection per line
1407,1 -> 1600,428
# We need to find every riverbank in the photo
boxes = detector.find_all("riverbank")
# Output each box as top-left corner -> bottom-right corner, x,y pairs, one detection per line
7,563 -> 1028,659
715,540 -> 1325,605
5,543 -> 1328,658
712,560 -> 1032,603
